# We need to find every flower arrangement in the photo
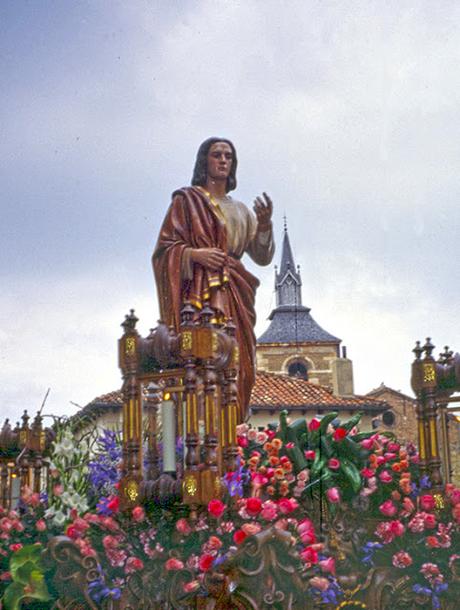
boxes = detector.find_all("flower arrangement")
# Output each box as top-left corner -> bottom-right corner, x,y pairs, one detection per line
0,415 -> 459,609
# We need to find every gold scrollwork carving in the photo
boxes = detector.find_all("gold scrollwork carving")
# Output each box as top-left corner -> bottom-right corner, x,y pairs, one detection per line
181,331 -> 193,351
214,476 -> 221,496
233,346 -> 240,366
125,337 -> 136,356
125,480 -> 139,502
433,493 -> 445,510
183,474 -> 197,496
423,363 -> 435,383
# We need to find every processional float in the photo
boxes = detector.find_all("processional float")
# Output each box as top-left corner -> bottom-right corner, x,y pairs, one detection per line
411,338 -> 460,492
118,302 -> 240,510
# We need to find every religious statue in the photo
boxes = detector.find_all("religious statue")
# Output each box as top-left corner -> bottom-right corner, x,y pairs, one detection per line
152,137 -> 274,420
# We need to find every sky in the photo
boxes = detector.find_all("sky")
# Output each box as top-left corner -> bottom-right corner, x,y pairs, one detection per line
1,1 -> 460,424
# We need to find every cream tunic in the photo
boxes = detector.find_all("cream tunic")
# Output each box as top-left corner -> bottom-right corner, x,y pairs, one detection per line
182,195 -> 274,279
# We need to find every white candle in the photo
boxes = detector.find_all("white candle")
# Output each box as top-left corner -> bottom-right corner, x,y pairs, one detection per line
161,400 -> 176,473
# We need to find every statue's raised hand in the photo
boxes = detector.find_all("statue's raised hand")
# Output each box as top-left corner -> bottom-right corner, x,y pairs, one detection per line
253,192 -> 273,229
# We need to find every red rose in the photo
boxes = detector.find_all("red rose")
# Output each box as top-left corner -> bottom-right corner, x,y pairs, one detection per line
426,536 -> 440,548
8,544 -> 22,552
125,557 -> 144,573
199,554 -> 215,572
333,428 -> 347,441
246,497 -> 262,516
107,496 -> 120,514
208,499 -> 226,518
309,419 -> 321,431
233,529 -> 248,545
300,546 -> 318,564
65,525 -> 78,539
420,494 -> 436,511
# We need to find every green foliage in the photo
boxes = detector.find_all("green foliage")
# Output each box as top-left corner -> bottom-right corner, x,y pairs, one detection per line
2,544 -> 51,610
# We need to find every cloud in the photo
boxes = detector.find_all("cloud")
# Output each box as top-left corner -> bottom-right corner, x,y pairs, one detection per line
1,1 -> 460,422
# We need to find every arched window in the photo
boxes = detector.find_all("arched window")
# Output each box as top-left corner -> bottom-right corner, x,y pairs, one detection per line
287,360 -> 308,380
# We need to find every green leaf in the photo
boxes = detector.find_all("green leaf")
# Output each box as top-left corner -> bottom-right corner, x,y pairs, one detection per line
318,412 -> 338,434
287,418 -> 308,443
3,581 -> 25,610
278,410 -> 289,442
341,412 -> 363,432
9,545 -> 42,583
285,445 -> 308,473
340,457 -> 362,494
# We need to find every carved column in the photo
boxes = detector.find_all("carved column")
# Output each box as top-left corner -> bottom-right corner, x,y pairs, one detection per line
0,462 -> 8,509
118,310 -> 143,509
180,303 -> 201,505
199,304 -> 220,503
223,319 -> 239,475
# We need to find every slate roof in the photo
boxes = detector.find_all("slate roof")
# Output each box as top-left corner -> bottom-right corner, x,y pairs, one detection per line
80,371 -> 387,419
257,306 -> 341,344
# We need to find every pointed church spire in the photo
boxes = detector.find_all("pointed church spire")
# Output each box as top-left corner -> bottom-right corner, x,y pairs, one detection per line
275,218 -> 302,307
279,217 -> 297,278
258,221 -> 341,346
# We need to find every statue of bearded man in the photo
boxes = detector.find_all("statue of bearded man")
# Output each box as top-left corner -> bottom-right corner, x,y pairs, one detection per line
152,137 -> 274,420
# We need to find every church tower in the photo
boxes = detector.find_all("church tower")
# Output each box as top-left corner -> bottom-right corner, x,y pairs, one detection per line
256,220 -> 354,395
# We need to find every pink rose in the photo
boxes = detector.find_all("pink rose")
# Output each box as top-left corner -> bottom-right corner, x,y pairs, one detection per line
125,557 -> 144,573
304,450 -> 316,460
206,535 -> 223,550
132,506 -> 145,522
319,557 -> 336,575
183,580 -> 200,593
9,543 -> 22,552
35,519 -> 46,532
278,498 -> 298,514
389,520 -> 405,537
424,513 -> 437,529
379,500 -> 397,517
53,484 -> 64,497
260,501 -> 278,521
326,487 -> 340,503
165,558 -> 184,571
420,495 -> 436,511
328,458 -> 340,470
392,551 -> 413,568
379,470 -> 393,484
176,518 -> 192,535
241,522 -> 261,536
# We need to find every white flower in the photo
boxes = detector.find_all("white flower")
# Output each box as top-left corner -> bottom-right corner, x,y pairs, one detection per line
53,511 -> 66,527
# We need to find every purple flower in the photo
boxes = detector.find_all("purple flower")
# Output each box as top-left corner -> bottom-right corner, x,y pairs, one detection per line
361,542 -> 383,566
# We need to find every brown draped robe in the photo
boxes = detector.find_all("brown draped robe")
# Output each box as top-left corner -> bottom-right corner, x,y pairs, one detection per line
152,186 -> 274,420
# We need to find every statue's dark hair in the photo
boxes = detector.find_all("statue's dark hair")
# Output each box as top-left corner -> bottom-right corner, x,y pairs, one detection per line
191,137 -> 237,193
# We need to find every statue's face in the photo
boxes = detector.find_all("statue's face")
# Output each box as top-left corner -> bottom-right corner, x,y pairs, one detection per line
206,141 -> 233,181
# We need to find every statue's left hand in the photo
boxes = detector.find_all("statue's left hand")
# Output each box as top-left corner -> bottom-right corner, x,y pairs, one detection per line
253,192 -> 273,229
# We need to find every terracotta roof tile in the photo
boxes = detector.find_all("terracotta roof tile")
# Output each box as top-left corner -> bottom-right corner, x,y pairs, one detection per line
251,371 -> 387,412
